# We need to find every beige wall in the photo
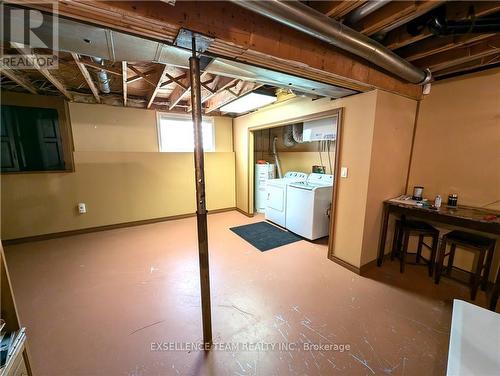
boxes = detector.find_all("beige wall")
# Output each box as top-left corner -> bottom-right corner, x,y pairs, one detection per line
235,92 -> 403,267
361,91 -> 417,265
1,100 -> 235,240
408,67 -> 500,209
407,68 -> 500,279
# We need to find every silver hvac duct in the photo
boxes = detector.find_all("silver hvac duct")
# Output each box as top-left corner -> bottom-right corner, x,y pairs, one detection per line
232,0 -> 432,84
346,0 -> 391,25
91,57 -> 111,93
272,137 -> 283,178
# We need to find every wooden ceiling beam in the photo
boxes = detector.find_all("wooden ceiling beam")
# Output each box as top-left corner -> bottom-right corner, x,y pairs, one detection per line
13,46 -> 72,100
126,68 -> 157,84
164,71 -> 189,90
30,1 -> 422,99
357,1 -> 442,36
385,1 -> 500,50
160,73 -> 187,88
433,53 -> 500,78
398,33 -> 496,62
414,34 -> 500,72
127,65 -> 157,86
80,60 -> 122,76
205,81 -> 262,114
0,69 -> 38,94
167,74 -> 192,110
146,64 -> 169,109
122,61 -> 127,107
308,1 -> 368,18
187,76 -> 238,113
71,52 -> 100,103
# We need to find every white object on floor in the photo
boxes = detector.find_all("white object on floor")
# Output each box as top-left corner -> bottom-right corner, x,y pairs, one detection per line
255,163 -> 275,213
447,299 -> 500,376
265,171 -> 308,227
285,173 -> 334,240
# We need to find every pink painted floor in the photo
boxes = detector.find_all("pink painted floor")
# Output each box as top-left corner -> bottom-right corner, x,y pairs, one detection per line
4,211 -> 493,375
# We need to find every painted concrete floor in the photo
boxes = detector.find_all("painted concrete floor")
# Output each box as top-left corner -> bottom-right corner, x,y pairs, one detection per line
4,211 -> 493,375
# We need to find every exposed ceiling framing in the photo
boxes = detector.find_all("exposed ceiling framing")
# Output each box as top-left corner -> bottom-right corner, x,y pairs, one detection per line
307,0 -> 500,79
0,46 -> 273,115
2,0 -> 498,110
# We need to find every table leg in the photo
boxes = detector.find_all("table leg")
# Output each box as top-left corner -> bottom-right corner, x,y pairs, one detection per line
377,203 -> 390,267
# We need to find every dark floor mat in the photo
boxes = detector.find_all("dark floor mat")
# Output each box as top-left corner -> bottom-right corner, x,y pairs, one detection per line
230,221 -> 301,252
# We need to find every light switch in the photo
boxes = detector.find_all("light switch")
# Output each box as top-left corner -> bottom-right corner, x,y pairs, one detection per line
340,167 -> 348,178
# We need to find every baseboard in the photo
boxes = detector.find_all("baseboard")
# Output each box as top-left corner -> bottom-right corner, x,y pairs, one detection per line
3,207 -> 236,246
235,207 -> 254,218
329,255 -> 361,275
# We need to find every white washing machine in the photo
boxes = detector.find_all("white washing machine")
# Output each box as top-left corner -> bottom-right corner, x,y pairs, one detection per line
285,173 -> 334,240
265,171 -> 308,227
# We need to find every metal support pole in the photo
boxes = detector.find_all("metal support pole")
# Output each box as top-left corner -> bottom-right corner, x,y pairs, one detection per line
189,37 -> 212,347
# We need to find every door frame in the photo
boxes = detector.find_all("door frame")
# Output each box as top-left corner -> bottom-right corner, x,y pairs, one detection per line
247,108 -> 343,259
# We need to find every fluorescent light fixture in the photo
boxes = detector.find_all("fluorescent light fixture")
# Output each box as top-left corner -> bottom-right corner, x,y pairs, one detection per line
220,91 -> 276,114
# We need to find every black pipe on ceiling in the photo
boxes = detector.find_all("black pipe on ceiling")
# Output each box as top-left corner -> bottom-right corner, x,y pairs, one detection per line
429,16 -> 500,36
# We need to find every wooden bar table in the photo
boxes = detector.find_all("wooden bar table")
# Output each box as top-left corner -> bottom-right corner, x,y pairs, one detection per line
377,197 -> 500,267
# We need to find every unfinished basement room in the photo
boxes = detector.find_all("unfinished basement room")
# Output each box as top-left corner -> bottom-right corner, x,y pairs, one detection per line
0,1 -> 499,375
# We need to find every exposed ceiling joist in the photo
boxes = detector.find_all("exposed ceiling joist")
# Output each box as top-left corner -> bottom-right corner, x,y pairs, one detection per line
399,33 -> 496,62
160,73 -> 187,88
126,68 -> 157,84
164,72 -> 188,90
71,52 -> 100,103
309,1 -> 368,18
434,53 -> 500,78
31,0 -> 421,99
385,1 -> 500,50
128,65 -> 157,87
205,81 -> 262,114
187,76 -> 238,113
0,68 -> 38,94
13,47 -> 72,100
167,71 -> 204,110
416,34 -> 500,72
122,61 -> 127,107
147,64 -> 169,109
38,68 -> 73,100
358,0 -> 442,36
80,60 -> 122,76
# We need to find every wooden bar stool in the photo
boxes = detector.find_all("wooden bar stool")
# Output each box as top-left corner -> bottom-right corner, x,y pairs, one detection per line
391,219 -> 439,275
435,230 -> 496,301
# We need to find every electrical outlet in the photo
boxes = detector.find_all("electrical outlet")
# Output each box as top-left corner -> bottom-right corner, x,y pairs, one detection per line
340,167 -> 348,178
78,203 -> 87,214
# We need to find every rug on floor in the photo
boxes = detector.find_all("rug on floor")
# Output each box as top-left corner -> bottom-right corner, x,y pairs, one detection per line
229,221 -> 302,251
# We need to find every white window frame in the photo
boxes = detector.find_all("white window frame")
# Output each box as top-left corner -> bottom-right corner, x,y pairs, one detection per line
156,112 -> 215,152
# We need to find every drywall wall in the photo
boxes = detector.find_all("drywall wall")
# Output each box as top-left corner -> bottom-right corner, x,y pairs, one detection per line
407,68 -> 500,279
234,92 -> 380,267
361,90 -> 418,266
408,67 -> 500,209
1,98 -> 235,240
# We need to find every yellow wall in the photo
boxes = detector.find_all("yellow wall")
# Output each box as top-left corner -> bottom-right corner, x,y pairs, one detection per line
235,92 -> 379,267
361,91 -> 417,265
407,68 -> 500,279
1,100 -> 235,240
408,68 -> 500,209
234,91 -> 417,268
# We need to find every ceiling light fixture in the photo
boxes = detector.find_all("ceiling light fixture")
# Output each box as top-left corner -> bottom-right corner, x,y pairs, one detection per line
220,91 -> 276,114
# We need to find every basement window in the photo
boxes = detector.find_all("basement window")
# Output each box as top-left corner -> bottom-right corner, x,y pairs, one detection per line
157,113 -> 214,152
